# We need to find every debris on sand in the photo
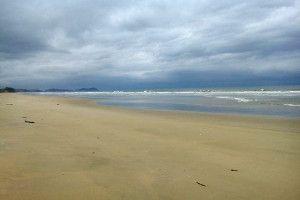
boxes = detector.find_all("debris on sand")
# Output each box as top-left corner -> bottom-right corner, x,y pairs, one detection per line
196,181 -> 206,187
57,104 -> 60,105
25,120 -> 35,124
230,169 -> 238,172
6,103 -> 13,105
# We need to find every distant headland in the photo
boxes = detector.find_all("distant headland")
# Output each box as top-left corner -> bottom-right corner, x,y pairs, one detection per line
0,87 -> 99,93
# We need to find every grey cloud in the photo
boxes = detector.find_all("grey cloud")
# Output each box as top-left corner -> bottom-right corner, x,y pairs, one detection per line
0,0 -> 299,89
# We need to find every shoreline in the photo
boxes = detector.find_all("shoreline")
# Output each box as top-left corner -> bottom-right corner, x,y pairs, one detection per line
25,92 -> 300,120
1,93 -> 299,200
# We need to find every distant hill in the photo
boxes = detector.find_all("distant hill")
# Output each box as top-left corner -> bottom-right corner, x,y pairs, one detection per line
0,87 -> 100,93
16,89 -> 43,92
75,88 -> 99,92
45,88 -> 99,92
45,89 -> 73,92
0,87 -> 16,93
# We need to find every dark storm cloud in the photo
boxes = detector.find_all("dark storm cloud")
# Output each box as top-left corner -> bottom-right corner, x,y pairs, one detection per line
0,0 -> 299,89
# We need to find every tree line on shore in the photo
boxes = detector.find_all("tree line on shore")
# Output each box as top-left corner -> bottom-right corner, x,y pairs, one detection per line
0,87 -> 16,93
0,87 -> 100,93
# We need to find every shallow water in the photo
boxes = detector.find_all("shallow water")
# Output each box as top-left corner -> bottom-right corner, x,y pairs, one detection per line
33,87 -> 300,117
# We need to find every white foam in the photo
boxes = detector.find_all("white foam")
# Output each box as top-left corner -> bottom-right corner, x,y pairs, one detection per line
283,104 -> 300,107
34,90 -> 300,97
216,96 -> 252,102
216,96 -> 232,99
233,97 -> 252,103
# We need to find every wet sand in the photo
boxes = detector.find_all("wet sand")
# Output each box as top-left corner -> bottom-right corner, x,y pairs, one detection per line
0,93 -> 299,200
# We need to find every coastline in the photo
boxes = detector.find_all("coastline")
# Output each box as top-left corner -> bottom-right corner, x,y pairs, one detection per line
28,89 -> 300,118
28,92 -> 300,119
1,93 -> 299,199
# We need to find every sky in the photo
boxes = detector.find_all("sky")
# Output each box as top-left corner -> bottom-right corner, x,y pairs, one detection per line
0,0 -> 299,90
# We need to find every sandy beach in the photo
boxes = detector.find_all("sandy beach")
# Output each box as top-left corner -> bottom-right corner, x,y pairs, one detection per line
0,93 -> 299,200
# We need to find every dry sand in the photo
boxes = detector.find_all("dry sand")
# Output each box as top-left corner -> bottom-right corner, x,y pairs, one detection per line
0,93 -> 299,200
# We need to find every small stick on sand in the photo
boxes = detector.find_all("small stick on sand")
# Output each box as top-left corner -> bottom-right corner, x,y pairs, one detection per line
25,120 -> 35,124
196,181 -> 206,187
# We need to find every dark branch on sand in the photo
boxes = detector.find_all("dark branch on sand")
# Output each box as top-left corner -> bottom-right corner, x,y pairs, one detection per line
25,120 -> 35,124
196,181 -> 206,187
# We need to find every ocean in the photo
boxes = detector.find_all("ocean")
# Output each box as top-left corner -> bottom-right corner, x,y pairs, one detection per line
33,86 -> 300,117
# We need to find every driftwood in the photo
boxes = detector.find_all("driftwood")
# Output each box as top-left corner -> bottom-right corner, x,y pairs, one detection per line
196,181 -> 206,187
25,120 -> 35,124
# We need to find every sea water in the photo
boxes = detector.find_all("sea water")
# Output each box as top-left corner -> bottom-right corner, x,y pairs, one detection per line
33,86 -> 300,117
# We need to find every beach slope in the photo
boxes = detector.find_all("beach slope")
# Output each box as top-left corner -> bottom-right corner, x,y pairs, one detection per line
0,93 -> 299,200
